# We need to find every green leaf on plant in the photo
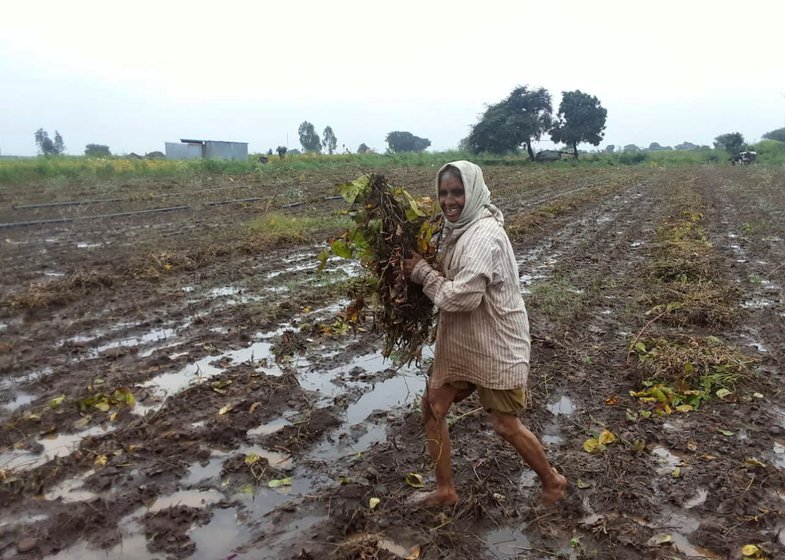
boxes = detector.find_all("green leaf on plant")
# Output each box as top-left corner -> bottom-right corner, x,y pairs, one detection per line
330,239 -> 352,259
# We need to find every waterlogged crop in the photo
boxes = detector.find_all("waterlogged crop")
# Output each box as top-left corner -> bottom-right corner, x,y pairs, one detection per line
320,174 -> 443,364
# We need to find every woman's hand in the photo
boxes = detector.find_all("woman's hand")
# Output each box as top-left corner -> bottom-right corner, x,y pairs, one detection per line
402,252 -> 424,280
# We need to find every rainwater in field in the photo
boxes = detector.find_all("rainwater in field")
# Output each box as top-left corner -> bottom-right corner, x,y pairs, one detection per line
0,425 -> 111,471
135,337 -> 282,414
43,470 -> 98,503
43,510 -> 164,560
2,391 -> 34,411
484,527 -> 532,559
546,394 -> 576,416
303,350 -> 429,460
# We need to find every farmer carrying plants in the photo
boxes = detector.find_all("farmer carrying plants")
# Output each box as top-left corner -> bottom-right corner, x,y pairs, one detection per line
403,160 -> 567,506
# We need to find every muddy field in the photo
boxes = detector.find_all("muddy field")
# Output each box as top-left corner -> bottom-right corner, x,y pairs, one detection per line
1,164 -> 784,560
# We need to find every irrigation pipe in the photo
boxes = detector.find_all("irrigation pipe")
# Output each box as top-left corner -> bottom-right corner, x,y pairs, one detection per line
0,205 -> 190,230
10,184 -> 256,210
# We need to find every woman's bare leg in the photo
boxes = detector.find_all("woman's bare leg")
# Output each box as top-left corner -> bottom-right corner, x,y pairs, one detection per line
490,411 -> 567,505
410,383 -> 466,506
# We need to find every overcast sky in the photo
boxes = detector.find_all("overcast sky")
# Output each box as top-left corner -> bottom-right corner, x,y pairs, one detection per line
2,0 -> 784,156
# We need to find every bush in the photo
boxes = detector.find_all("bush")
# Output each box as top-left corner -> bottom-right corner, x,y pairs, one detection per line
618,152 -> 648,165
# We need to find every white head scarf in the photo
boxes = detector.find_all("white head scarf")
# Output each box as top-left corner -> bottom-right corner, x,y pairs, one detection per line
436,160 -> 504,232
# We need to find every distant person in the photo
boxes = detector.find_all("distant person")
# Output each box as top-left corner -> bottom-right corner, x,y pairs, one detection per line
403,161 -> 567,507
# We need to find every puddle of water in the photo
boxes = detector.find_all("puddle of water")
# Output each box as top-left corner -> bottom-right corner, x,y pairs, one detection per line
188,507 -> 251,559
231,465 -> 318,518
657,507 -> 721,558
546,395 -> 575,416
264,285 -> 290,294
208,286 -> 242,297
43,509 -> 163,560
741,297 -> 777,310
2,391 -> 35,411
0,366 -> 53,391
147,489 -> 224,512
297,351 -> 400,403
345,375 -> 423,425
76,242 -> 103,249
519,470 -> 538,488
137,339 -> 282,413
183,453 -> 227,486
683,487 -> 708,509
0,512 -> 49,530
308,372 -> 426,461
43,271 -> 65,277
247,418 -> 292,437
485,527 -> 532,559
266,262 -> 316,280
44,470 -> 98,503
90,327 -> 178,358
235,446 -> 293,471
651,445 -> 684,476
774,441 -> 785,468
0,426 -> 110,471
596,214 -> 613,225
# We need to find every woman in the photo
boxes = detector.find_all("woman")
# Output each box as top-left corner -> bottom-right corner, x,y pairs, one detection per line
403,160 -> 567,507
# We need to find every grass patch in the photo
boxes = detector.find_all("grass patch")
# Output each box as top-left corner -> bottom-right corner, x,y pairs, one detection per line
527,278 -> 584,323
645,207 -> 738,327
246,212 -> 350,238
634,336 -> 758,396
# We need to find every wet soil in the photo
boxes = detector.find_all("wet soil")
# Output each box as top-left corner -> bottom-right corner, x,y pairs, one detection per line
1,166 -> 783,560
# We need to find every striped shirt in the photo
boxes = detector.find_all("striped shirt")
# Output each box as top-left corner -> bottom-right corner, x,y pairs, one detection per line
412,215 -> 530,390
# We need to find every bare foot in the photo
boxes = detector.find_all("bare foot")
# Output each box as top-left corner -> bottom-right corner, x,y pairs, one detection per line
541,469 -> 568,506
408,489 -> 459,508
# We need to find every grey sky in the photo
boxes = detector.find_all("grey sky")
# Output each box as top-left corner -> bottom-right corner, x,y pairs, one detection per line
2,0 -> 783,156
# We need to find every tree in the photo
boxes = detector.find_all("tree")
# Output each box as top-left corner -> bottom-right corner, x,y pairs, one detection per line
605,145 -> 615,153
713,132 -> 745,154
322,126 -> 337,155
35,128 -> 66,156
357,143 -> 371,154
762,127 -> 785,143
385,131 -> 431,153
467,86 -> 552,158
623,144 -> 641,152
675,141 -> 699,151
276,146 -> 288,159
85,144 -> 111,157
550,90 -> 607,159
298,121 -> 322,153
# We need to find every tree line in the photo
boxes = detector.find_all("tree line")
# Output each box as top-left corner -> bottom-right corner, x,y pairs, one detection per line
31,117 -> 785,160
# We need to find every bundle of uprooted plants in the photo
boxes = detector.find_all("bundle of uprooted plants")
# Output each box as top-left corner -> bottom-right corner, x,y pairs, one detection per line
319,174 -> 442,364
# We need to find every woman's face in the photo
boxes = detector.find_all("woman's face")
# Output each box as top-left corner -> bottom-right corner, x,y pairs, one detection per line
439,175 -> 465,223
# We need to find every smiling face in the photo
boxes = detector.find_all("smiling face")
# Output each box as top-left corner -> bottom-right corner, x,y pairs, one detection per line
438,174 -> 465,223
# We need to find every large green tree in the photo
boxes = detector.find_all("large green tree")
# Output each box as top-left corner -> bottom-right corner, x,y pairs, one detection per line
550,90 -> 607,159
322,126 -> 337,155
298,121 -> 322,153
85,144 -> 111,157
762,127 -> 785,143
713,132 -> 745,154
467,86 -> 552,158
385,131 -> 431,153
35,128 -> 65,156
